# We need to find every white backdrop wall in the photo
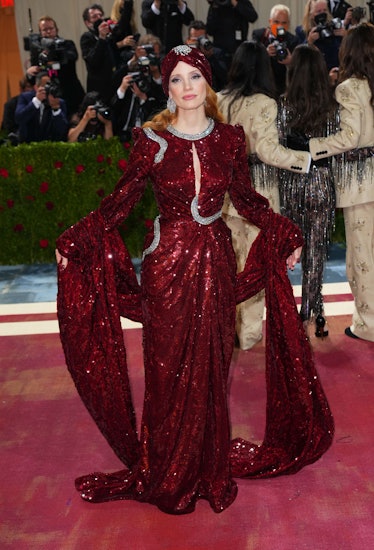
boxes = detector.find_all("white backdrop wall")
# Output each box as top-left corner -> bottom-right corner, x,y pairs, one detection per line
14,0 -> 363,90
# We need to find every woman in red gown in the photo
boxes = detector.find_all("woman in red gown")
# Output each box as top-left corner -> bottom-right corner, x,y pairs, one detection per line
56,46 -> 334,514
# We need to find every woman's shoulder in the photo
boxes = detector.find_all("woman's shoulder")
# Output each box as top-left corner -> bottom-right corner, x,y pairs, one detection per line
215,120 -> 246,145
336,77 -> 371,100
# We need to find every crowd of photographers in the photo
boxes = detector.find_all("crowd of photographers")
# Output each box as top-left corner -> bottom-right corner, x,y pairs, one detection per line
2,0 -> 374,145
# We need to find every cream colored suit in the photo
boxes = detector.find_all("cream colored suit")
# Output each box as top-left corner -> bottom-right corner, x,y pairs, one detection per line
310,78 -> 374,341
218,92 -> 311,349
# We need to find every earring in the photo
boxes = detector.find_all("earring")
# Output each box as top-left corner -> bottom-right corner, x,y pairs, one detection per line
167,97 -> 176,114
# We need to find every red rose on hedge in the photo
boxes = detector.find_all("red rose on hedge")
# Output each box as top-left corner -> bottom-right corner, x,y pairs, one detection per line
14,224 -> 24,232
39,239 -> 49,248
0,168 -> 9,178
54,161 -> 63,169
7,199 -> 14,208
40,182 -> 49,193
144,219 -> 154,229
118,159 -> 127,171
75,164 -> 85,174
96,154 -> 105,163
26,165 -> 34,173
123,141 -> 131,149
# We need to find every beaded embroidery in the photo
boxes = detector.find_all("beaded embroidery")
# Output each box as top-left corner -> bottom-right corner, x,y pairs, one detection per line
167,118 -> 214,141
142,215 -> 161,260
172,45 -> 192,55
143,128 -> 168,163
191,196 -> 222,225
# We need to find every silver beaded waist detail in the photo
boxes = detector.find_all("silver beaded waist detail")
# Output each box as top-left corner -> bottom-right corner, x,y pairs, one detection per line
142,197 -> 221,260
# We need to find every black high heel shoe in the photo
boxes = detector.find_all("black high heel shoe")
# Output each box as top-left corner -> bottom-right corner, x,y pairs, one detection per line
315,314 -> 328,338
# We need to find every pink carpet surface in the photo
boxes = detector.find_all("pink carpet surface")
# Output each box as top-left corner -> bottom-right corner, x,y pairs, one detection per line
1,313 -> 374,549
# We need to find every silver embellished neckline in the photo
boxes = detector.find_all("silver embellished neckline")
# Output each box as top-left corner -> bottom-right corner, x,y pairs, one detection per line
167,118 -> 214,141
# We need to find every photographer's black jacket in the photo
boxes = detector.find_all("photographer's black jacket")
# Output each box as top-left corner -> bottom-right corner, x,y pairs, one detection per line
30,37 -> 84,116
80,31 -> 117,103
206,0 -> 258,56
141,0 -> 194,53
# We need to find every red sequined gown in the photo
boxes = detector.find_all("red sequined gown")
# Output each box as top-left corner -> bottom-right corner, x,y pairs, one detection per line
56,122 -> 334,514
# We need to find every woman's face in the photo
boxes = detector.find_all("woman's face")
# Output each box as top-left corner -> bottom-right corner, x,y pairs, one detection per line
168,61 -> 207,113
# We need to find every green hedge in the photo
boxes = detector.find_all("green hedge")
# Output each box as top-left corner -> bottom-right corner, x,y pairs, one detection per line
0,137 -> 158,265
0,137 -> 345,265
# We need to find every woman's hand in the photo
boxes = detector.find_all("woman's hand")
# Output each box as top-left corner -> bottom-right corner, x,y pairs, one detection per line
55,249 -> 68,269
286,246 -> 302,271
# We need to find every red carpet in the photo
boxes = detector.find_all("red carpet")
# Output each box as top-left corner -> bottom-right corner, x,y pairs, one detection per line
1,315 -> 374,549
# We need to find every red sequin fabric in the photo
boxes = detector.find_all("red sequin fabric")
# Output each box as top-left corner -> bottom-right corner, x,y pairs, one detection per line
57,123 -> 334,514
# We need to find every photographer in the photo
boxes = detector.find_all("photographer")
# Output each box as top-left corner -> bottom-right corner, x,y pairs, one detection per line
296,0 -> 347,71
80,4 -> 118,102
68,91 -> 113,143
186,20 -> 228,91
26,16 -> 85,117
15,71 -> 68,143
141,1 -> 194,53
206,0 -> 258,68
110,34 -> 166,142
253,5 -> 300,97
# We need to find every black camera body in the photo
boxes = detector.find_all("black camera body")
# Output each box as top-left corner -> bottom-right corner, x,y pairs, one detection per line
197,36 -> 213,51
92,101 -> 111,120
271,27 -> 288,61
44,78 -> 62,98
128,69 -> 152,94
315,14 -> 343,40
137,45 -> 160,70
38,37 -> 67,68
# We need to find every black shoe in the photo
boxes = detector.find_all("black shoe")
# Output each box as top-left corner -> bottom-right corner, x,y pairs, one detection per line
345,327 -> 360,339
315,314 -> 328,338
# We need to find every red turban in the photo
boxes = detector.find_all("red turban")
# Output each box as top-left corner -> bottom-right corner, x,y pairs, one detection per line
161,45 -> 213,95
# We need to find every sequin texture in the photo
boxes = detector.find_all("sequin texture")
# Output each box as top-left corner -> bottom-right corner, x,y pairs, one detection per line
56,123 -> 334,515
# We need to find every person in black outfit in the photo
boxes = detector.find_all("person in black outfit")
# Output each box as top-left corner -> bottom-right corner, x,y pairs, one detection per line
252,5 -> 299,97
80,4 -> 118,103
1,77 -> 34,141
141,0 -> 194,53
186,20 -> 228,91
26,16 -> 85,117
110,35 -> 166,142
15,72 -> 68,143
206,0 -> 258,68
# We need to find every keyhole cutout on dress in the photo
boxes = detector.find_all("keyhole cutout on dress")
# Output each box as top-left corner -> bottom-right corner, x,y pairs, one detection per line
192,143 -> 201,196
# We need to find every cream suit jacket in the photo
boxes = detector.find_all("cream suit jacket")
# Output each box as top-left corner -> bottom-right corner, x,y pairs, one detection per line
217,92 -> 311,172
217,92 -> 311,218
309,78 -> 374,207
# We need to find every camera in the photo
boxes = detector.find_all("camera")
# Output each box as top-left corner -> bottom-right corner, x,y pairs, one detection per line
128,70 -> 152,94
44,78 -> 62,98
92,100 -> 111,120
314,14 -> 343,40
137,44 -> 160,69
271,27 -> 288,61
197,36 -> 213,51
